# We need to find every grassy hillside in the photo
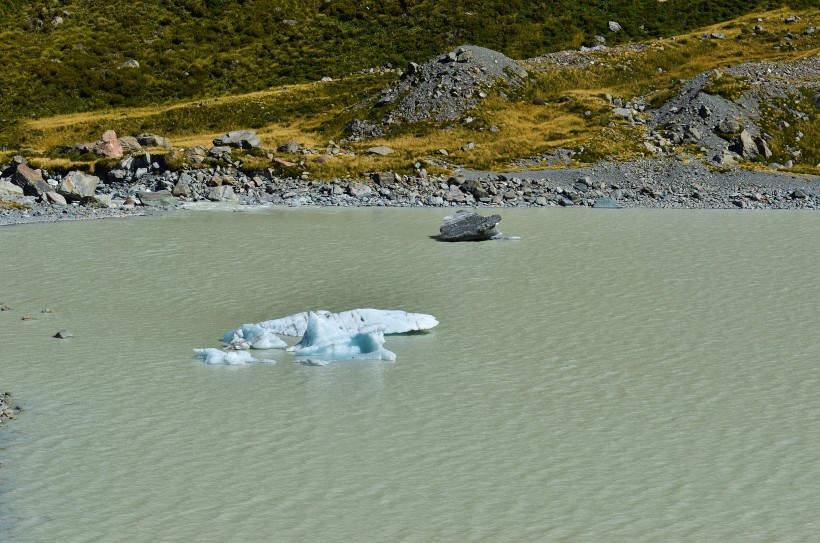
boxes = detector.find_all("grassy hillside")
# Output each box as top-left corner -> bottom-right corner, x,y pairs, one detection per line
9,7 -> 817,176
1,5 -> 818,182
0,0 -> 814,139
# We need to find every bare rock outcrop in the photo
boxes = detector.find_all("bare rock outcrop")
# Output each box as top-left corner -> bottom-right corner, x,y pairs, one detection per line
346,45 -> 527,139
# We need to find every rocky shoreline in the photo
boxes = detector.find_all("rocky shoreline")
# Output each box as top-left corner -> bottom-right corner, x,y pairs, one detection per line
1,155 -> 818,226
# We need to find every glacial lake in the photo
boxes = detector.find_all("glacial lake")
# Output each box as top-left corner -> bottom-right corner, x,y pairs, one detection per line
2,206 -> 819,542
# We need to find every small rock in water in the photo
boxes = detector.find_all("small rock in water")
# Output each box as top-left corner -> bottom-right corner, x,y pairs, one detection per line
21,315 -> 36,321
301,359 -> 330,366
54,330 -> 74,339
0,304 -> 12,311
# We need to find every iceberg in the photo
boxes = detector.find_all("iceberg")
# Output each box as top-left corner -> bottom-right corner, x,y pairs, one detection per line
287,312 -> 396,361
259,308 -> 438,337
193,348 -> 275,365
222,323 -> 287,350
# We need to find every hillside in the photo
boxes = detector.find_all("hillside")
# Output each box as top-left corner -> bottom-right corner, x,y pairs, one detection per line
0,0 -> 815,136
1,5 -> 819,221
2,6 -> 815,177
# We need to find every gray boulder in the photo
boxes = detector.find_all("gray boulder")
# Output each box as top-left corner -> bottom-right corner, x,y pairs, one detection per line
172,177 -> 191,196
439,210 -> 501,241
41,191 -> 67,206
717,118 -> 741,134
58,171 -> 99,201
444,185 -> 468,203
608,21 -> 622,32
367,145 -> 394,156
62,143 -> 94,155
613,107 -> 633,120
184,146 -> 208,164
119,152 -> 152,171
372,171 -> 399,185
0,178 -> 24,195
207,186 -> 238,202
755,136 -> 773,159
734,129 -> 758,159
213,130 -> 261,149
136,134 -> 171,149
277,141 -> 302,153
119,136 -> 143,153
81,194 -> 113,208
347,183 -> 372,199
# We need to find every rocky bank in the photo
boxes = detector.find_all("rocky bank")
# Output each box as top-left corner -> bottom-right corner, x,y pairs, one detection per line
2,38 -> 819,225
2,152 -> 817,227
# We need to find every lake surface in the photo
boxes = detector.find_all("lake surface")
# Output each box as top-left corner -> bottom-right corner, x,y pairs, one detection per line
2,206 -> 819,542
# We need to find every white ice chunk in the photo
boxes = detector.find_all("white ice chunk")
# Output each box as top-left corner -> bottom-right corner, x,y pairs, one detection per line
222,323 -> 287,350
260,308 -> 438,336
287,312 -> 396,361
193,348 -> 260,365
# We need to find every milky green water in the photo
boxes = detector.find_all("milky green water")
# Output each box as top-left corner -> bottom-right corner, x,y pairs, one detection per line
1,207 -> 819,542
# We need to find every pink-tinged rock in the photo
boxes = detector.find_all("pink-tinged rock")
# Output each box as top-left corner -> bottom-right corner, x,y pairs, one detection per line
42,191 -> 67,205
92,130 -> 123,158
12,163 -> 51,196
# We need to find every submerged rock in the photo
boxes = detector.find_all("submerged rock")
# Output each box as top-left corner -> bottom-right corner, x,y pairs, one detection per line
593,197 -> 622,209
193,348 -> 260,365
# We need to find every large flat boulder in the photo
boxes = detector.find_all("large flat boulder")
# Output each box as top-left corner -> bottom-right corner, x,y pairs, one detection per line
439,210 -> 501,241
213,130 -> 261,149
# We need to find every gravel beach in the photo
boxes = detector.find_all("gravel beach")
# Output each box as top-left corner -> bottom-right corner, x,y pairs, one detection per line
2,156 -> 818,227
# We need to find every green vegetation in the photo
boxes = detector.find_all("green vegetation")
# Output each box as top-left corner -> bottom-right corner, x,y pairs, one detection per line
0,0 -> 815,141
0,199 -> 29,210
757,90 -> 820,171
703,72 -> 753,100
1,4 -> 817,177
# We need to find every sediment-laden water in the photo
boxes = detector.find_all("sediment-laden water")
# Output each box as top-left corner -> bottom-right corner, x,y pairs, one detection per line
2,206 -> 819,542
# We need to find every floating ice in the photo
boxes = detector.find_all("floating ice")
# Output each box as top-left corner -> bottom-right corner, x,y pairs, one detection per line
287,312 -> 396,361
222,323 -> 287,350
194,348 -> 261,365
260,308 -> 438,337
